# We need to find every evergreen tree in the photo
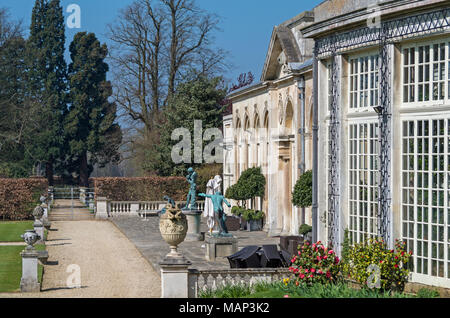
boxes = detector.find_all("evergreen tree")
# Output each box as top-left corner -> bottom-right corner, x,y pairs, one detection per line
27,0 -> 67,185
147,75 -> 226,176
66,32 -> 122,187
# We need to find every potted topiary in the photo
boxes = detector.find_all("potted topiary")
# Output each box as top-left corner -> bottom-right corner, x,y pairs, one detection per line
225,167 -> 266,230
241,209 -> 265,231
293,170 -> 313,241
299,224 -> 312,242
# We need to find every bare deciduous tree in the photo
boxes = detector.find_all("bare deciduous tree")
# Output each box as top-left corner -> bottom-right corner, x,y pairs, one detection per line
107,0 -> 228,136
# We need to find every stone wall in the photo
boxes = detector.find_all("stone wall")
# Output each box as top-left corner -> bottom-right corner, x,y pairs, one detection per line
312,0 -> 387,22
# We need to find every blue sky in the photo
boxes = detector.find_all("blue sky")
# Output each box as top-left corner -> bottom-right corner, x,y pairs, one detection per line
1,0 -> 322,84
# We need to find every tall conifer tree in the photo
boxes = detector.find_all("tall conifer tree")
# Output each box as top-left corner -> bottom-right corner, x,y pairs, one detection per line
66,32 -> 122,186
27,0 -> 67,185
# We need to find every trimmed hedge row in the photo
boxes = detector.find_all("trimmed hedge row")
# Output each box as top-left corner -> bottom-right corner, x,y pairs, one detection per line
92,177 -> 189,201
0,178 -> 48,221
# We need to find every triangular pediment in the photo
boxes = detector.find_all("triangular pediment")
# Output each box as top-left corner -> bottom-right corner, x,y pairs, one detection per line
261,26 -> 302,82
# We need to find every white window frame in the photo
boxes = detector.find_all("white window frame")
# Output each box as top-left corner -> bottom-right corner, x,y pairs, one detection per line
401,38 -> 450,108
347,118 -> 379,244
347,52 -> 380,113
400,112 -> 450,288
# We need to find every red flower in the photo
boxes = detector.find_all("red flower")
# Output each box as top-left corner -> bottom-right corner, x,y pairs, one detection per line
300,274 -> 305,279
295,281 -> 299,286
305,269 -> 309,273
310,268 -> 316,273
309,274 -> 314,278
394,264 -> 399,268
323,255 -> 328,260
326,272 -> 331,278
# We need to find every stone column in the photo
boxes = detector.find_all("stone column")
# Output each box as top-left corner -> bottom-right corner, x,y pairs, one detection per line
20,249 -> 40,293
96,197 -> 109,220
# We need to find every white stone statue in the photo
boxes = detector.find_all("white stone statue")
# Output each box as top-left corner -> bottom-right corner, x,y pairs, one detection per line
203,175 -> 222,234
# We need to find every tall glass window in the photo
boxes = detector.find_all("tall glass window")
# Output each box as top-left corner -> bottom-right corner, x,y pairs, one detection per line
348,122 -> 379,243
401,118 -> 449,279
403,40 -> 450,104
349,55 -> 379,109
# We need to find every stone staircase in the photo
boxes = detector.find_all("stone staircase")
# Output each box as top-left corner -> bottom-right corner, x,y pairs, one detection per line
49,199 -> 95,221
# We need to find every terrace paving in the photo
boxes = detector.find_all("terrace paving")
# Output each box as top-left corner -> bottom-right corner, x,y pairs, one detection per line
111,216 -> 281,274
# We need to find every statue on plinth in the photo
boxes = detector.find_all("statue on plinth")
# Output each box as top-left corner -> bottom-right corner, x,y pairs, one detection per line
184,167 -> 198,210
203,175 -> 222,234
160,195 -> 177,215
198,191 -> 232,238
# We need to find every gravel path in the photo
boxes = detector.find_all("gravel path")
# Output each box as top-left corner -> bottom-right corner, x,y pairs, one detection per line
0,221 -> 161,298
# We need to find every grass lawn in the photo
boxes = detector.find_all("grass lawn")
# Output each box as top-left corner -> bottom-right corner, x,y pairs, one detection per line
0,245 -> 45,293
0,221 -> 34,242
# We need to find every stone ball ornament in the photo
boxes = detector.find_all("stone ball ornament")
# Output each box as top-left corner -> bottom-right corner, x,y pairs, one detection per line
21,230 -> 40,250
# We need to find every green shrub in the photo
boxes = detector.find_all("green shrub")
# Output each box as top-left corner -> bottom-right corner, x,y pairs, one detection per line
225,167 -> 265,208
289,241 -> 341,286
299,224 -> 312,235
342,238 -> 412,292
415,288 -> 440,298
231,206 -> 244,216
200,281 -> 413,298
292,170 -> 312,208
241,209 -> 264,221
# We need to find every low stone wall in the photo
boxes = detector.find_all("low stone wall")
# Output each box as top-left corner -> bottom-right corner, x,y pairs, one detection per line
188,268 -> 290,298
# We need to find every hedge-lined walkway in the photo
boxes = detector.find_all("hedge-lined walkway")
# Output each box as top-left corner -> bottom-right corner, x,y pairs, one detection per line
0,220 -> 161,298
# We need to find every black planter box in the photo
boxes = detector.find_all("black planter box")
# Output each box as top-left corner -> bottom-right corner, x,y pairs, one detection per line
225,215 -> 241,231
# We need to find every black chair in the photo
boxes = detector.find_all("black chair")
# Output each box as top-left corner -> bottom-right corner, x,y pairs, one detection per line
279,236 -> 302,252
227,246 -> 261,268
260,245 -> 283,268
279,249 -> 293,267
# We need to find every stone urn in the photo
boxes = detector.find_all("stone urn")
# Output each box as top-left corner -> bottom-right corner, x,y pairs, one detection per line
159,204 -> 188,258
21,230 -> 40,250
33,205 -> 44,220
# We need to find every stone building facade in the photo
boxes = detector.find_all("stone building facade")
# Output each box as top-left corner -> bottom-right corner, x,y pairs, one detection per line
223,12 -> 315,236
223,0 -> 450,288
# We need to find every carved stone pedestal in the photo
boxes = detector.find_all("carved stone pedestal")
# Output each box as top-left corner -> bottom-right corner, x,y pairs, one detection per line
205,235 -> 238,262
20,249 -> 41,293
33,220 -> 44,244
182,209 -> 203,241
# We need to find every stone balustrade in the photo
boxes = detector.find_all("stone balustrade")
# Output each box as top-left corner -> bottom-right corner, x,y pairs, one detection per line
160,266 -> 290,298
189,268 -> 290,297
96,198 -> 205,219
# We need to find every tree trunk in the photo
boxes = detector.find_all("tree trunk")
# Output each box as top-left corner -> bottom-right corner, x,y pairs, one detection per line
79,152 -> 89,187
46,160 -> 54,186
